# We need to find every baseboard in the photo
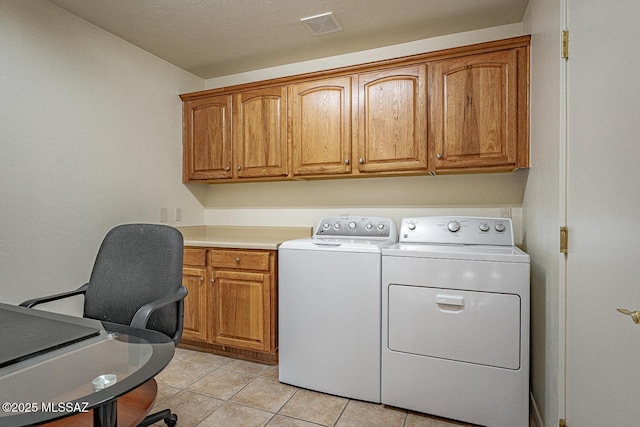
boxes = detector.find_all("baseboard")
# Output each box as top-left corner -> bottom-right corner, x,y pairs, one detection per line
178,340 -> 278,365
530,391 -> 544,427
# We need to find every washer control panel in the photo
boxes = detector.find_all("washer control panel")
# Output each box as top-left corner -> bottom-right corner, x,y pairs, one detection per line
399,216 -> 514,246
314,217 -> 397,240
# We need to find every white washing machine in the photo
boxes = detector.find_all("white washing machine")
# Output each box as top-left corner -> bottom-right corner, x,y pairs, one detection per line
278,216 -> 397,402
382,216 -> 530,427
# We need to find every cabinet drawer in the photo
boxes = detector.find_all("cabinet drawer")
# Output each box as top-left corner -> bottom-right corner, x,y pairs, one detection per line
184,248 -> 208,267
210,250 -> 271,271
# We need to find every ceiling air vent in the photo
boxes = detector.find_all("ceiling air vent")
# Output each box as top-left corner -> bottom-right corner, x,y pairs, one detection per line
300,12 -> 343,36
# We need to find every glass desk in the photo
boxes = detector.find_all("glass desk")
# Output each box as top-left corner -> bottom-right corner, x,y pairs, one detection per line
0,303 -> 174,427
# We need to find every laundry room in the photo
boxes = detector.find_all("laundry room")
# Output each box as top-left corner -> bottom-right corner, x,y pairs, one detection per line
4,1 -> 640,426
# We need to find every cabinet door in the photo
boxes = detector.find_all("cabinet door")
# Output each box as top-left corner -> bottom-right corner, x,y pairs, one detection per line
290,76 -> 353,176
357,65 -> 428,173
429,48 -> 526,171
182,267 -> 208,342
209,269 -> 271,352
233,87 -> 289,179
182,95 -> 233,181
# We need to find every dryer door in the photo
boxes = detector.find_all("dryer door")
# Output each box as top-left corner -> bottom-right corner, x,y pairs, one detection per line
387,285 -> 521,369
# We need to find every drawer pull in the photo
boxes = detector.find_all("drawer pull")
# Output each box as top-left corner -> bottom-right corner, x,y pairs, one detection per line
235,257 -> 240,263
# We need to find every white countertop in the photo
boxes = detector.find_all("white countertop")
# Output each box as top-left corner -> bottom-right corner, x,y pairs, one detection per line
177,225 -> 313,250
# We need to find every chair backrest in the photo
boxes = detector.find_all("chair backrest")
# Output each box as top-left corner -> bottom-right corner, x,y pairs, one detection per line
83,224 -> 184,342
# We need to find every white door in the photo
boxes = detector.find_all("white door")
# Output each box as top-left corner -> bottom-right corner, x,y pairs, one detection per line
565,0 -> 640,424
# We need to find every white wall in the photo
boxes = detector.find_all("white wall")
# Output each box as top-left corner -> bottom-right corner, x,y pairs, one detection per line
522,0 -> 563,426
203,173 -> 528,243
0,0 -> 205,308
203,24 -> 530,239
206,23 -> 525,89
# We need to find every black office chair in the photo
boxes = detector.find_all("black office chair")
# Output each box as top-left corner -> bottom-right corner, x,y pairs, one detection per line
20,223 -> 187,427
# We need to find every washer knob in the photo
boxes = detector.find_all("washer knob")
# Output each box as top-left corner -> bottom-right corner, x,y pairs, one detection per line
333,223 -> 341,230
322,223 -> 330,230
447,221 -> 461,232
366,223 -> 373,230
407,222 -> 416,231
495,222 -> 506,232
377,223 -> 385,231
479,222 -> 490,232
349,222 -> 357,229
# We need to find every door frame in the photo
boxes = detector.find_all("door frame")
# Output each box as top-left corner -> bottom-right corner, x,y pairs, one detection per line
559,0 -> 568,422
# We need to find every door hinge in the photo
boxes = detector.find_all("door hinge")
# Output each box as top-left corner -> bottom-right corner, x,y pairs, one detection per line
560,226 -> 568,254
560,419 -> 567,427
562,30 -> 569,59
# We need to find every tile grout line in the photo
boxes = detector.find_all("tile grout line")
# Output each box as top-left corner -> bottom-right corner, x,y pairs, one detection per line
159,349 -> 486,427
331,397 -> 350,427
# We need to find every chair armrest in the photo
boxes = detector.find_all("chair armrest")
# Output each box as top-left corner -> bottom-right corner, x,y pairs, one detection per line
19,283 -> 89,308
130,286 -> 188,330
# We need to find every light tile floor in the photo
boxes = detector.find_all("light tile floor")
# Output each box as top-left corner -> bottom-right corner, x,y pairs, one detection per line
152,348 -> 536,427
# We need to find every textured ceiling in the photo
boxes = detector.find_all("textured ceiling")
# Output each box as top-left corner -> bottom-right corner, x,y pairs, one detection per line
47,0 -> 529,79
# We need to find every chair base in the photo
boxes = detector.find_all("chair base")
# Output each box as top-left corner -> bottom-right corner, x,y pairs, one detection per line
137,409 -> 177,427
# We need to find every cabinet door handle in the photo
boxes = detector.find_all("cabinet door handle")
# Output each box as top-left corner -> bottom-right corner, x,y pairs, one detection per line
358,158 -> 365,164
436,153 -> 443,159
344,159 -> 350,165
235,257 -> 241,263
225,166 -> 231,171
237,166 -> 242,171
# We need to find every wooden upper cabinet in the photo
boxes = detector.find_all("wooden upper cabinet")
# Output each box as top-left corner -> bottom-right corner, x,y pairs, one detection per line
182,95 -> 232,181
180,36 -> 530,182
429,47 -> 529,171
356,65 -> 428,174
233,87 -> 289,179
290,77 -> 353,176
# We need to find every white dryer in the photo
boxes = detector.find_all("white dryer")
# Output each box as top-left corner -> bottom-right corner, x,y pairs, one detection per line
381,217 -> 530,427
279,217 -> 397,403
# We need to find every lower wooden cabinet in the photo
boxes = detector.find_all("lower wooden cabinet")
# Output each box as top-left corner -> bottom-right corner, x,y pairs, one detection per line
210,270 -> 272,351
180,247 -> 278,364
181,266 -> 208,342
181,248 -> 209,342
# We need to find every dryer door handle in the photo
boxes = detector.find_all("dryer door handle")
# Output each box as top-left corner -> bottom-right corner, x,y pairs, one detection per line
436,295 -> 465,307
